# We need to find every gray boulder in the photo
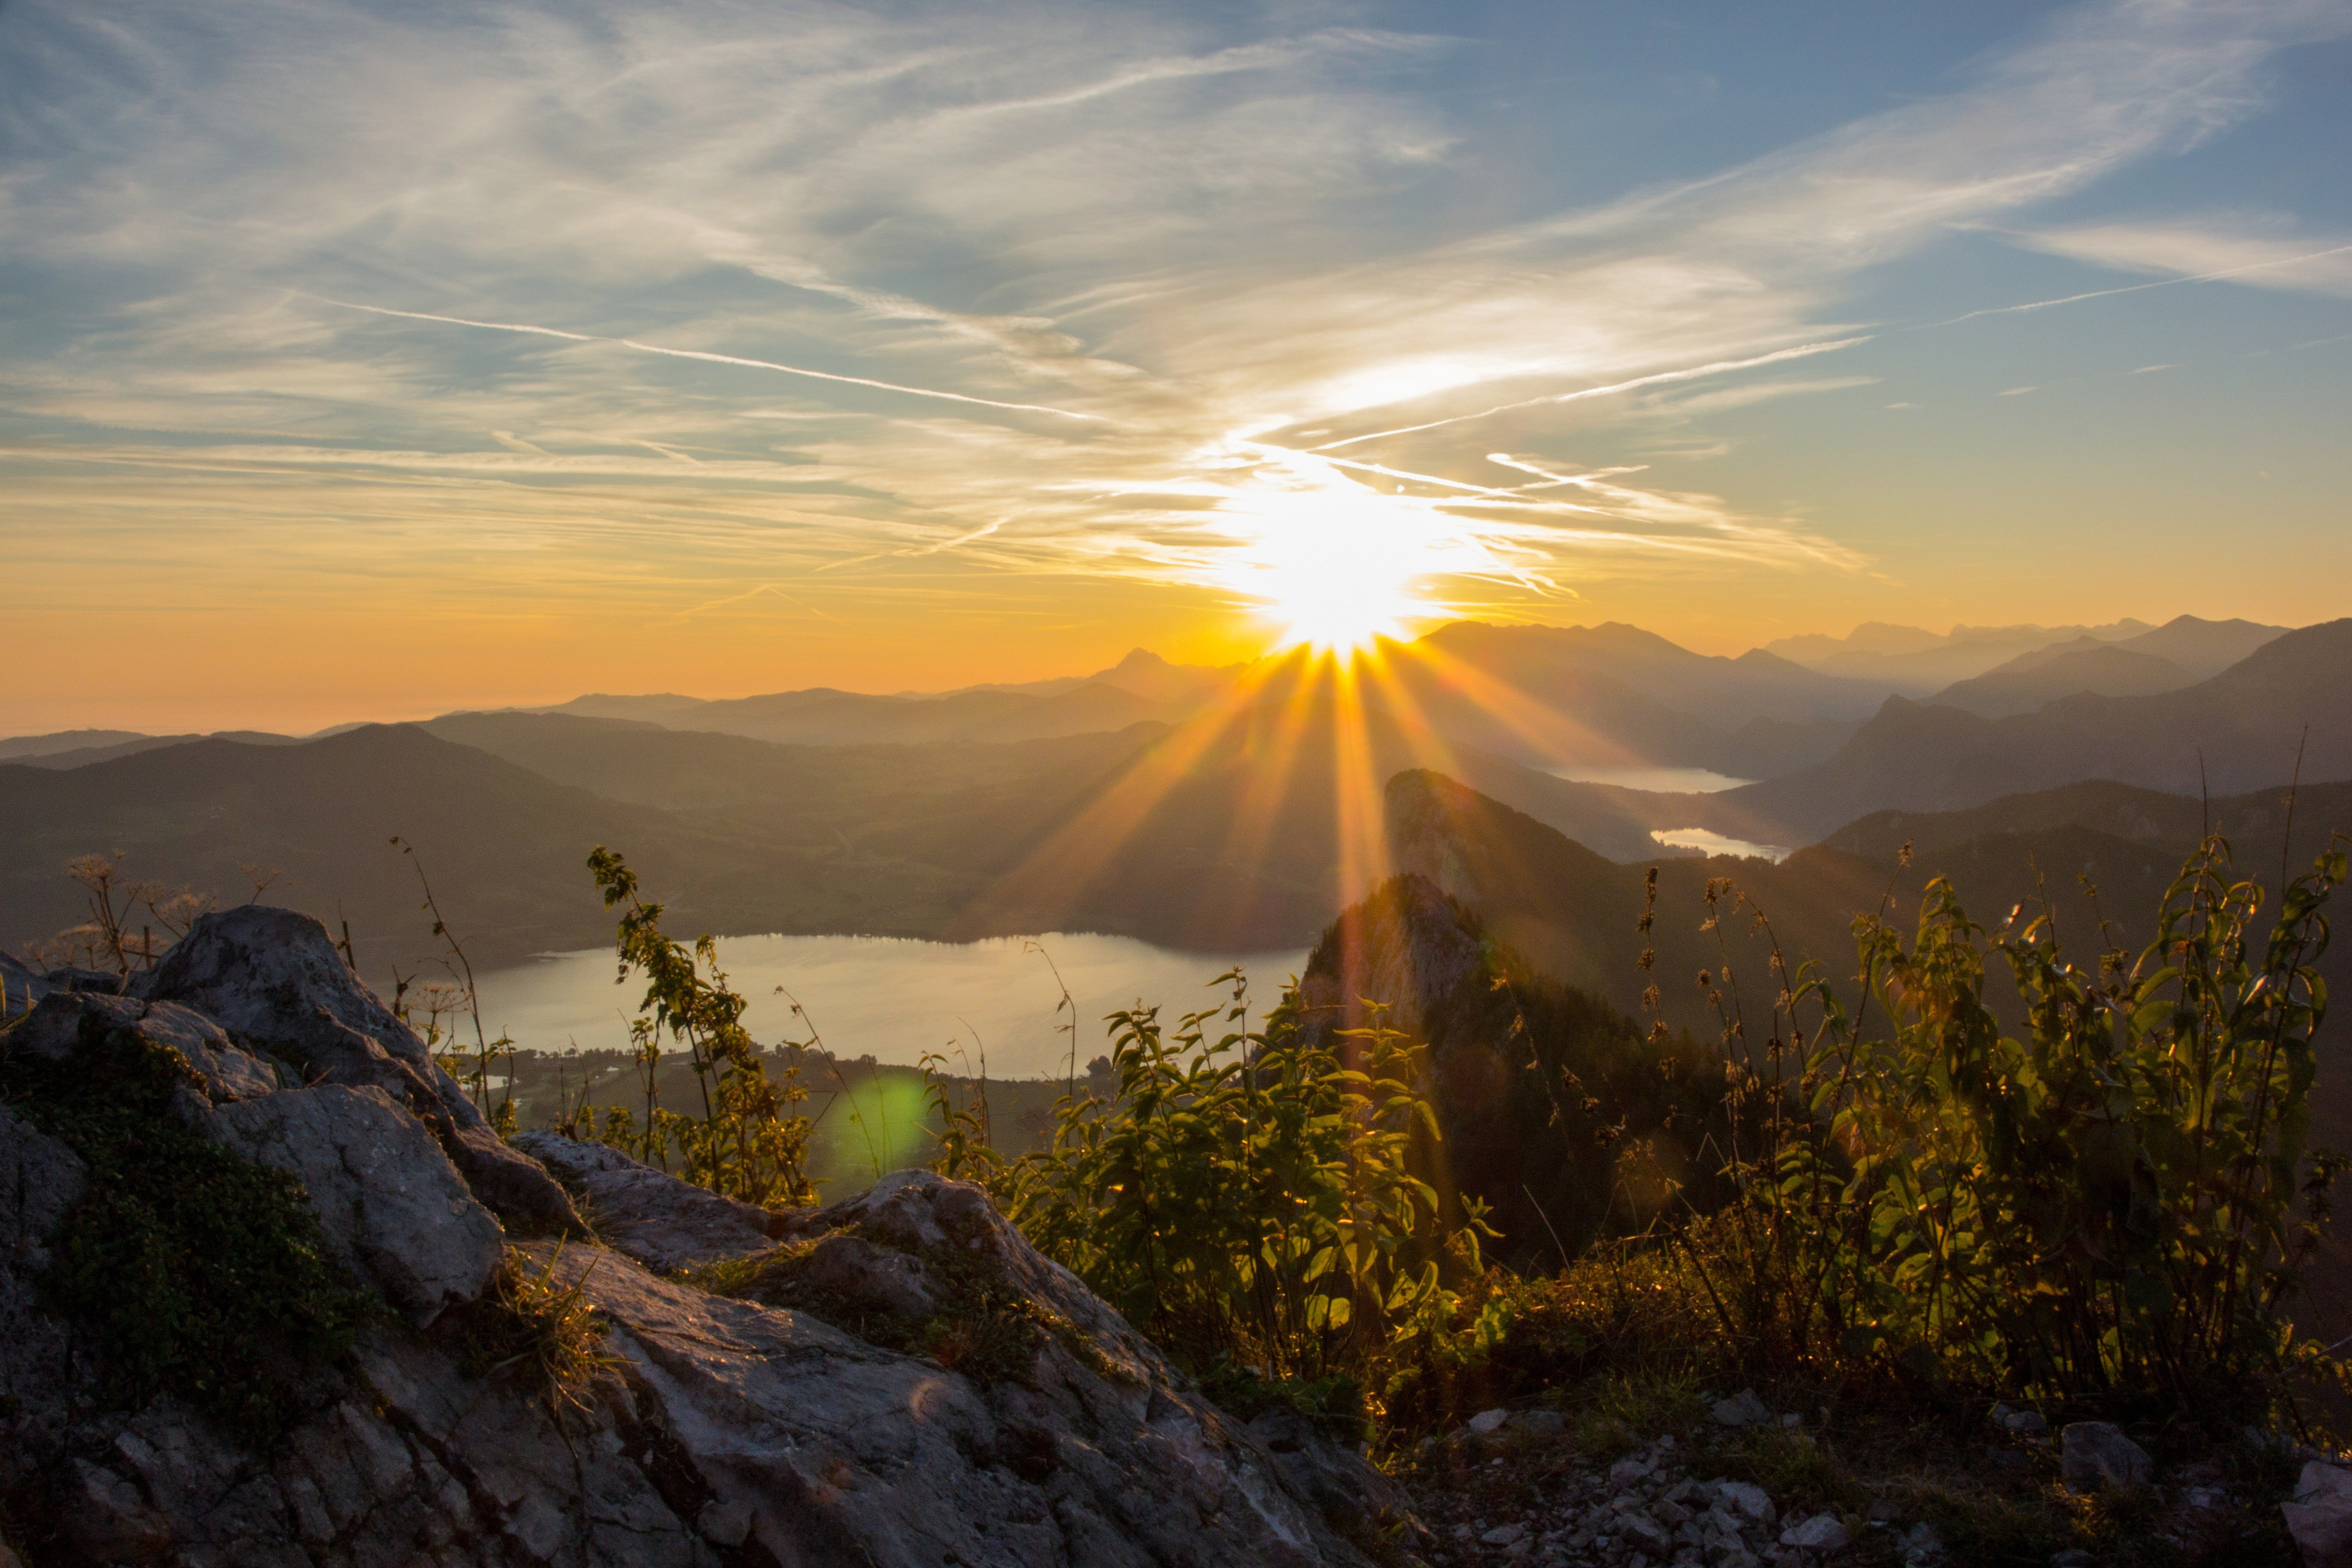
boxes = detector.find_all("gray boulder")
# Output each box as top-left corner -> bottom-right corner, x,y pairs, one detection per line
774,1168 -> 1172,1375
2060,1421 -> 2153,1490
1713,1388 -> 1773,1427
2284,1462 -> 2352,1568
1,967 -> 1403,1565
535,1237 -> 1378,1567
138,906 -> 582,1236
511,1131 -> 778,1272
1779,1511 -> 1851,1552
1246,1405 -> 1403,1524
202,1085 -> 504,1325
2,1104 -> 88,1277
7,992 -> 280,1105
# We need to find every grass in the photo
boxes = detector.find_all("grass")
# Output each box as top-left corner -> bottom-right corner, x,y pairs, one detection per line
444,1245 -> 617,1415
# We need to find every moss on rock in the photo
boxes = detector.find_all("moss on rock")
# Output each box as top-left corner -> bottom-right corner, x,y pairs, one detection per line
2,1009 -> 378,1448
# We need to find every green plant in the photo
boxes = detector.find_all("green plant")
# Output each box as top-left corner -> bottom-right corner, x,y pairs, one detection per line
994,970 -> 1486,1392
584,847 -> 815,1207
1650,832 -> 2348,1422
919,1026 -> 997,1183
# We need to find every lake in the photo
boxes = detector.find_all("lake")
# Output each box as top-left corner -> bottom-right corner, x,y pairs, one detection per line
1650,827 -> 1792,863
473,931 -> 1313,1081
1545,764 -> 1754,794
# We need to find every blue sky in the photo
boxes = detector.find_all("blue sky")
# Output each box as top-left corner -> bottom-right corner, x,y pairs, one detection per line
2,0 -> 2347,729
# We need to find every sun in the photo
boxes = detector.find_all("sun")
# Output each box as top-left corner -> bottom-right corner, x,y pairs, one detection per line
1228,477 -> 1442,656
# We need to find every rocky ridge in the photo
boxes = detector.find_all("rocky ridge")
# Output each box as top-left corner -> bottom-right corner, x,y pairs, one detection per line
0,906 -> 1396,1567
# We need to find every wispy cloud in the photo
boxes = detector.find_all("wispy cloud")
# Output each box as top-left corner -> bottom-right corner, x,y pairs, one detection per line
2,0 -> 2346,670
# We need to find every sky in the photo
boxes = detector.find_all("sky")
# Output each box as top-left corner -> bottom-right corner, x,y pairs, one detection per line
3,0 -> 2349,733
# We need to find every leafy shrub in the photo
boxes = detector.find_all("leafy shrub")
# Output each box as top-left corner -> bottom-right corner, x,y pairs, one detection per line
1394,835 -> 2349,1437
1710,834 -> 2348,1417
987,971 -> 1490,1392
575,847 -> 815,1207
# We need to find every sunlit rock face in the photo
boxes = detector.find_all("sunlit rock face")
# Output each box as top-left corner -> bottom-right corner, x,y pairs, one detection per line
0,920 -> 1395,1568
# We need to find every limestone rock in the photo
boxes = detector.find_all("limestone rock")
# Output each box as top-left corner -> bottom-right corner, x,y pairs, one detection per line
61,1458 -> 176,1562
1,954 -> 1396,1566
1713,1387 -> 1773,1427
204,1085 -> 503,1324
1779,1512 -> 1851,1552
1247,1404 -> 1403,1524
512,1131 -> 777,1271
139,906 -> 582,1235
6,992 -> 279,1105
2284,1462 -> 2352,1568
2060,1421 -> 2153,1490
1,1104 -> 86,1276
532,1237 -> 1380,1566
775,1167 -> 1170,1375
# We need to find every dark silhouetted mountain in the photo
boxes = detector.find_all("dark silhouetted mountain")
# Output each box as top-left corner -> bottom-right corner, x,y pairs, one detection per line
1764,618 -> 2157,690
1927,642 -> 2193,717
416,710 -> 1167,886
0,728 -> 153,760
531,680 -> 1172,746
1383,766 -> 2352,1050
8,730 -> 305,770
1288,873 -> 1727,1270
0,726 -> 973,975
1693,619 -> 2352,844
1405,620 -> 1882,727
2110,613 -> 2289,678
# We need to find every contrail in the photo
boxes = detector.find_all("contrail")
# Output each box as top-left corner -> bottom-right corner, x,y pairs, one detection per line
324,300 -> 598,340
1916,240 -> 2352,330
617,340 -> 1111,422
1307,337 -> 1871,452
316,297 -> 1109,422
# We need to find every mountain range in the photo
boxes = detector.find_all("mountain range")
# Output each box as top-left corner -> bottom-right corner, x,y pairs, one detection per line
4,613 -> 2342,991
1678,617 -> 2351,847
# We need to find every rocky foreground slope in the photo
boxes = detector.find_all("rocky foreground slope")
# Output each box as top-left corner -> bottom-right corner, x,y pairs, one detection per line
0,908 -> 1398,1568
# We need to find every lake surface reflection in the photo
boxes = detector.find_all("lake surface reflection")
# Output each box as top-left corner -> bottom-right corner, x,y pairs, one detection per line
1650,827 -> 1793,863
474,931 -> 1312,1081
1544,764 -> 1754,794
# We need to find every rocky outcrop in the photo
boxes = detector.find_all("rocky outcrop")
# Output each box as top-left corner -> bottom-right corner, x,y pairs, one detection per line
511,1131 -> 778,1272
0,915 -> 1403,1568
2285,1461 -> 2352,1568
11,992 -> 280,1105
205,1086 -> 504,1326
137,907 -> 583,1237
